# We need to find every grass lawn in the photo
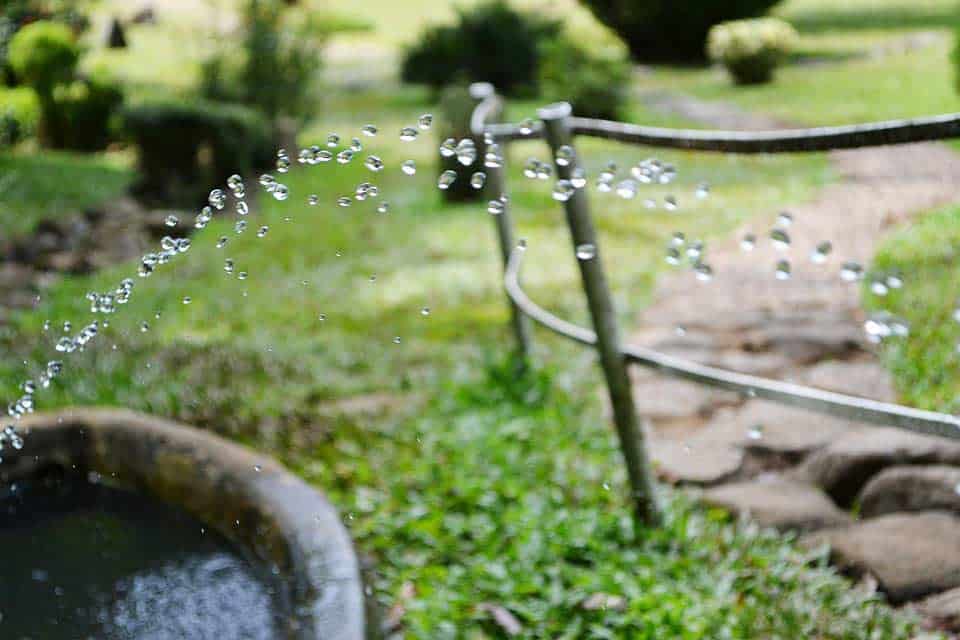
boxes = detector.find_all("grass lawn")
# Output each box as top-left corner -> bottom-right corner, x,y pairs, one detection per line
0,151 -> 133,239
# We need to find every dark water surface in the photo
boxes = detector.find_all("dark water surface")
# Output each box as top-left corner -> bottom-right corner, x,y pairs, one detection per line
0,473 -> 281,639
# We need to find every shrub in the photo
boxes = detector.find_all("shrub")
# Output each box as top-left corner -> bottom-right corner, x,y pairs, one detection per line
401,1 -> 561,96
49,72 -> 123,150
539,37 -> 631,120
578,0 -> 783,62
7,20 -> 78,95
200,1 -> 365,122
707,18 -> 798,85
122,99 -> 274,206
0,85 -> 38,146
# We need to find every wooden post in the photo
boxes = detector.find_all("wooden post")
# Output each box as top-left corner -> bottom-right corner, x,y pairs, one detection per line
469,82 -> 532,362
538,102 -> 661,527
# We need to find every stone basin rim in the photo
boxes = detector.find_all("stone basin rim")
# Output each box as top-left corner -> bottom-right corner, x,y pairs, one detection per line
1,407 -> 371,640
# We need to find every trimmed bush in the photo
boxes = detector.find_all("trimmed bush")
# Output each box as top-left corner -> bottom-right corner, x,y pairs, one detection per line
123,99 -> 274,206
0,85 -> 38,146
7,20 -> 78,94
401,1 -> 561,96
578,0 -> 783,62
48,72 -> 123,150
707,18 -> 798,85
539,38 -> 630,120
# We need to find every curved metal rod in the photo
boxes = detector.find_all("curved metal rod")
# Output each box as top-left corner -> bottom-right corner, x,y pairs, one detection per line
469,88 -> 543,142
505,249 -> 960,439
568,113 -> 960,153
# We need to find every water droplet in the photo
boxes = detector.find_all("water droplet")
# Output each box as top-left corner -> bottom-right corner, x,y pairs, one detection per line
886,273 -> 903,289
695,183 -> 710,199
164,214 -> 179,227
747,425 -> 764,440
840,261 -> 863,282
665,247 -> 681,265
455,139 -> 477,166
777,211 -> 793,227
615,180 -> 637,200
308,194 -> 319,206
571,167 -> 587,189
694,263 -> 713,282
555,145 -> 575,167
393,336 -> 401,344
326,133 -> 340,148
377,202 -> 390,214
670,232 -> 686,248
235,220 -> 247,234
361,124 -> 377,137
439,138 -> 457,158
182,296 -> 192,305
140,321 -> 149,333
400,127 -> 418,142
552,180 -> 574,202
488,197 -> 507,215
337,196 -> 352,207
471,172 -> 486,189
224,259 -> 235,274
770,228 -> 791,251
775,259 -> 791,280
810,241 -> 832,263
517,239 -> 527,251
273,184 -> 289,201
421,307 -> 431,316
42,320 -> 51,331
55,337 -> 76,353
576,243 -> 596,260
208,189 -> 226,210
257,226 -> 269,238
418,113 -> 433,130
401,160 -> 417,176
870,279 -> 889,296
740,233 -> 756,251
365,155 -> 384,172
664,195 -> 678,211
216,236 -> 228,249
336,149 -> 354,164
518,118 -> 535,135
484,144 -> 503,168
438,170 -> 457,190
237,271 -> 248,280
276,149 -> 291,173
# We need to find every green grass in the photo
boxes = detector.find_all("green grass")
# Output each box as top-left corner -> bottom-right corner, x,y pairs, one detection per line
0,150 -> 133,239
867,205 -> 960,413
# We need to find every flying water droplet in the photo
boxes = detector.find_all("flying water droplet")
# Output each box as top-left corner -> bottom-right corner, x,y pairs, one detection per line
470,172 -> 486,189
488,197 -> 507,215
437,170 -> 457,190
664,195 -> 678,211
365,155 -> 384,172
576,243 -> 596,260
455,139 -> 477,166
439,138 -> 457,158
164,214 -> 179,227
418,113 -> 433,130
216,236 -> 228,249
519,118 -> 535,135
777,211 -> 793,227
208,189 -> 226,210
326,133 -> 340,147
337,196 -> 352,208
336,150 -> 354,164
775,259 -> 791,280
870,279 -> 889,296
401,160 -> 417,176
840,261 -> 864,282
810,241 -> 832,263
695,183 -> 710,199
182,296 -> 192,305
273,184 -> 289,201
770,228 -> 791,251
257,226 -> 269,238
552,180 -> 574,202
694,263 -> 714,282
399,127 -> 418,142
555,145 -> 575,167
570,167 -> 587,189
740,233 -> 756,251
361,124 -> 377,137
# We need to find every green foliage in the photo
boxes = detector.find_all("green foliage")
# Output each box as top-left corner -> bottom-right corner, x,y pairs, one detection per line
578,0 -> 784,62
0,85 -> 38,147
400,1 -> 561,96
707,18 -> 798,85
7,20 -> 77,95
46,72 -> 123,150
539,37 -> 630,119
122,99 -> 273,206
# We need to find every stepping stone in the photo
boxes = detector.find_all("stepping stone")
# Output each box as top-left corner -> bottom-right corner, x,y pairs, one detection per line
799,359 -> 896,403
704,400 -> 855,457
650,439 -> 743,485
801,511 -> 960,604
631,376 -> 739,424
859,465 -> 960,519
797,428 -> 960,506
913,587 -> 960,633
701,477 -> 850,532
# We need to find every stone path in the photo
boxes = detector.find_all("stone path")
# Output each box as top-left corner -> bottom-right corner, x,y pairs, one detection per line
632,93 -> 960,634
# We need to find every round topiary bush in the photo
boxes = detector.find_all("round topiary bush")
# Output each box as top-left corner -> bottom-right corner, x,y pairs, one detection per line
7,20 -> 78,95
707,18 -> 798,85
578,0 -> 783,62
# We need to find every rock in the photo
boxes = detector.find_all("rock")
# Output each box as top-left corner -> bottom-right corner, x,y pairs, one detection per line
701,477 -> 850,532
742,323 -> 864,364
859,465 -> 960,518
650,438 -> 743,485
705,400 -> 855,458
913,587 -> 960,633
631,375 -> 739,425
801,511 -> 960,604
797,428 -> 960,506
799,359 -> 896,402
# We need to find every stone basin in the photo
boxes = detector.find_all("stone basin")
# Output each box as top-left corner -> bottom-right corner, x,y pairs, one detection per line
0,408 -> 373,639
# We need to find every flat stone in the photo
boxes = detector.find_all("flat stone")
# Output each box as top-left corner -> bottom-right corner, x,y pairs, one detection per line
650,438 -> 743,485
631,375 -> 739,423
801,511 -> 960,604
704,400 -> 855,456
799,359 -> 896,402
701,477 -> 850,532
913,587 -> 960,633
798,428 -> 960,506
859,465 -> 960,518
